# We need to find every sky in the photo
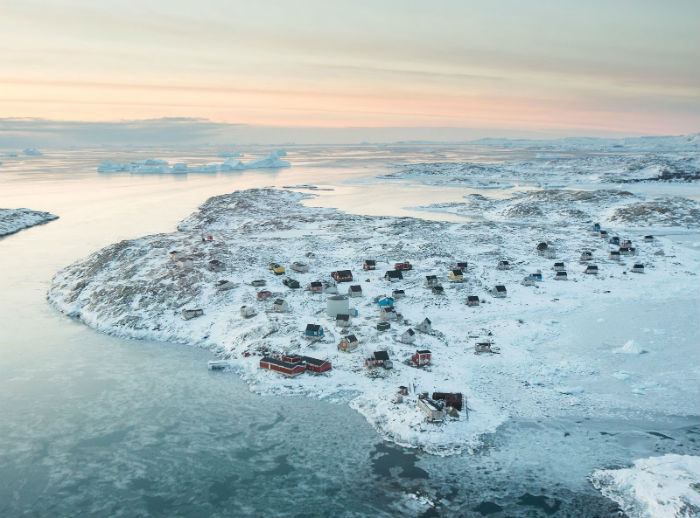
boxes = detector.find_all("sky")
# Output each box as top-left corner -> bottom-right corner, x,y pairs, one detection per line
0,0 -> 698,143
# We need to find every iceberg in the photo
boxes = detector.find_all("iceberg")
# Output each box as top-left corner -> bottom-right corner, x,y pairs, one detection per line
23,148 -> 42,156
217,152 -> 243,158
96,151 -> 289,174
0,208 -> 58,236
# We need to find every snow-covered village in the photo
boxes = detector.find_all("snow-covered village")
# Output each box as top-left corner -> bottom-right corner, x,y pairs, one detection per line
2,2 -> 699,518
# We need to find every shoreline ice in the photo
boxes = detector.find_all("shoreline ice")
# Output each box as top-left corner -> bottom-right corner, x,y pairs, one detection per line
0,208 -> 58,237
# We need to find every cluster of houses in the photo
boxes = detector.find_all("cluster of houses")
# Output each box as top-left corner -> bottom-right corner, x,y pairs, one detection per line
180,225 -> 655,424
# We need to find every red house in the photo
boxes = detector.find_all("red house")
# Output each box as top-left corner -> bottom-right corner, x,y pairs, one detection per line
257,290 -> 273,300
259,357 -> 306,377
331,270 -> 353,282
363,260 -> 377,271
411,349 -> 432,366
302,356 -> 332,373
394,261 -> 413,271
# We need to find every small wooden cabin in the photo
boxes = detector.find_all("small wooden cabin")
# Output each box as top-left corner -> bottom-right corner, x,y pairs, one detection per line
416,318 -> 432,333
257,290 -> 273,300
400,328 -> 416,344
336,314 -> 351,327
411,349 -> 431,366
631,263 -> 645,273
216,280 -> 234,291
308,281 -> 323,293
240,305 -> 257,318
466,295 -> 480,306
585,265 -> 598,275
424,275 -> 439,287
208,259 -> 225,272
580,251 -> 593,262
392,289 -> 405,300
272,299 -> 289,312
609,250 -> 621,260
305,324 -> 324,337
385,270 -> 403,282
182,308 -> 203,320
432,285 -> 444,295
291,261 -> 309,273
380,306 -> 397,321
338,334 -> 359,352
497,260 -> 510,270
348,285 -> 363,297
491,285 -> 507,298
555,271 -> 568,280
449,269 -> 464,282
363,259 -> 377,270
376,322 -> 391,331
331,270 -> 353,282
553,262 -> 566,272
365,350 -> 392,369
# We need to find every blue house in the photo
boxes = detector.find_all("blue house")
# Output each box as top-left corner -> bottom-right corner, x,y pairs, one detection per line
592,222 -> 601,231
374,296 -> 395,307
305,324 -> 324,337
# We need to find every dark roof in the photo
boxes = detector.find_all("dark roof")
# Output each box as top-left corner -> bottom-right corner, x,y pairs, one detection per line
456,262 -> 468,268
306,324 -> 321,332
336,314 -> 350,321
499,260 -> 510,264
350,285 -> 362,291
610,250 -> 620,254
382,306 -> 395,313
554,262 -> 564,266
377,322 -> 391,329
404,328 -> 415,336
633,263 -> 644,268
273,299 -> 285,305
260,357 -> 303,370
345,334 -> 357,342
556,271 -> 568,276
495,285 -> 506,291
385,270 -> 403,278
310,281 -> 322,287
586,265 -> 598,269
426,275 -> 437,280
372,350 -> 390,361
467,295 -> 479,301
364,259 -> 376,265
537,242 -> 548,250
423,317 -> 432,324
417,349 -> 431,354
392,289 -> 405,294
335,270 -> 352,276
301,356 -> 329,367
432,286 -> 444,292
452,269 -> 463,275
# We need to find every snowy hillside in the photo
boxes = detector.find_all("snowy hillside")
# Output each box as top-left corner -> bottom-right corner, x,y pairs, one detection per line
0,208 -> 58,237
47,188 -> 699,454
382,152 -> 699,189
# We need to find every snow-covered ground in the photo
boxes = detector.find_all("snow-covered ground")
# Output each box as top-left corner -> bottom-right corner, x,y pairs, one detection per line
97,150 -> 289,173
590,454 -> 700,518
0,208 -> 58,237
381,151 -> 699,189
48,184 -> 699,455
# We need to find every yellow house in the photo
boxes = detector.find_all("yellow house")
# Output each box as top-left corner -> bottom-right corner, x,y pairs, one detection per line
449,269 -> 464,282
269,263 -> 286,275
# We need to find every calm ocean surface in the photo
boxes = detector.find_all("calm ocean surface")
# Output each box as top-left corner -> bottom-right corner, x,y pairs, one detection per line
1,147 -> 697,517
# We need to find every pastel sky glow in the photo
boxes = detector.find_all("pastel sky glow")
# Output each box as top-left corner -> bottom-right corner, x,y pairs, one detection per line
1,0 -> 698,137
